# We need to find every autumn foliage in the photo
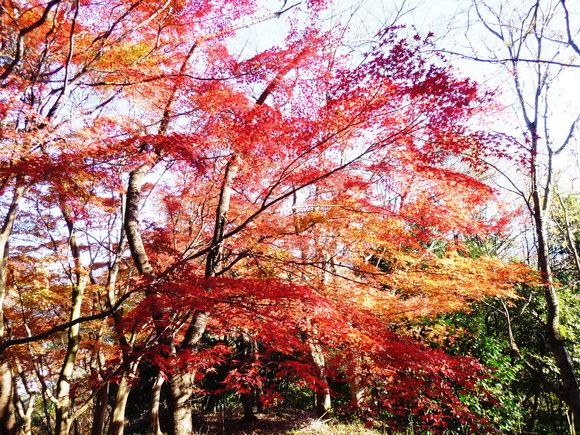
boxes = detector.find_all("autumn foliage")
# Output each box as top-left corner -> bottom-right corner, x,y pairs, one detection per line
0,1 -> 536,433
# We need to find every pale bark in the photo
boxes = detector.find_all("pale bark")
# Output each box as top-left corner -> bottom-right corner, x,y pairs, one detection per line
150,371 -> 165,435
122,10 -> 292,431
556,194 -> 580,278
313,223 -> 332,417
205,155 -> 239,277
119,38 -> 192,432
309,341 -> 331,417
167,312 -> 208,435
54,208 -> 88,435
90,228 -> 124,435
0,181 -> 27,332
168,370 -> 195,435
0,357 -> 17,434
0,180 -> 28,434
349,376 -> 364,408
115,149 -> 161,435
125,164 -> 155,276
109,377 -> 131,435
109,360 -> 139,435
15,392 -> 35,435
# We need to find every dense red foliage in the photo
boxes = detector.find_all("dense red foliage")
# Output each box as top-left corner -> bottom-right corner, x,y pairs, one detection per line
0,1 -> 534,433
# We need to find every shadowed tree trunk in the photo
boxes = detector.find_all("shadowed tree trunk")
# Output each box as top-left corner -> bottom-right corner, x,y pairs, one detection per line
0,357 -> 17,435
169,156 -> 238,435
90,384 -> 109,435
109,359 -> 140,435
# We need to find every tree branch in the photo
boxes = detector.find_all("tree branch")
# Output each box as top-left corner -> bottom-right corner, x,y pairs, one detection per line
434,50 -> 580,68
0,284 -> 142,353
0,0 -> 62,83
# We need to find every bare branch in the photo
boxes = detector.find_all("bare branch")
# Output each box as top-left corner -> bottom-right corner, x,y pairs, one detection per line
434,50 -> 580,68
560,0 -> 580,56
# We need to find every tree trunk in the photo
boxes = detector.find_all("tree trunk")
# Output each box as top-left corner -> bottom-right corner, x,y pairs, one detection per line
167,311 -> 208,435
0,181 -> 26,435
0,357 -> 17,435
16,392 -> 35,435
241,393 -> 257,421
0,180 -> 26,335
54,208 -> 88,435
168,370 -> 194,435
531,152 -> 580,428
90,383 -> 109,435
314,388 -> 331,417
475,6 -> 580,426
240,337 -> 258,421
309,342 -> 331,417
204,155 -> 238,277
309,221 -> 333,418
168,156 -> 238,434
125,164 -> 155,276
150,371 -> 165,435
349,376 -> 364,408
109,370 -> 135,435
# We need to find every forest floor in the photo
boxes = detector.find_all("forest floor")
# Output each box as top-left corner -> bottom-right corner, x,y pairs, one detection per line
191,407 -> 384,434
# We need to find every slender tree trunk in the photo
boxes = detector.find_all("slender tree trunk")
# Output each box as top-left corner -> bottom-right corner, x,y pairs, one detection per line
252,338 -> 264,414
167,312 -> 209,435
529,149 -> 580,428
309,341 -> 331,417
0,357 -> 17,434
240,336 -> 258,421
150,371 -> 165,435
101,195 -> 138,435
349,375 -> 364,408
0,180 -> 26,334
111,163 -> 158,435
204,155 -> 239,278
54,208 -> 88,435
90,383 -> 109,435
557,194 -> 580,278
109,378 -> 130,435
125,164 -> 155,276
16,392 -> 35,435
109,363 -> 138,435
135,43 -> 198,435
0,180 -> 26,435
310,233 -> 332,417
168,156 -> 238,435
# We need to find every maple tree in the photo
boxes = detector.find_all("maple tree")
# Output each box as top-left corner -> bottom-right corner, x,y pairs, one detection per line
0,0 -> 538,433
